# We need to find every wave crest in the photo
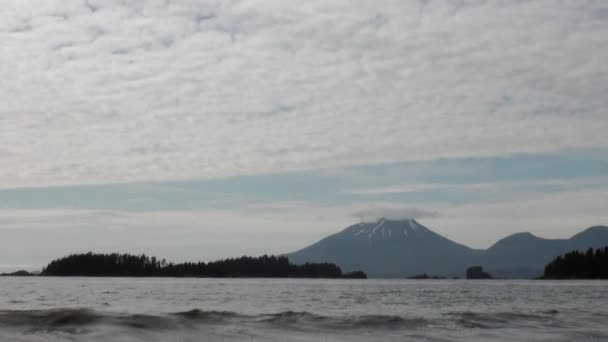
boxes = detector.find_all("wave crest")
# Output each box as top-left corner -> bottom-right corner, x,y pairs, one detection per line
261,310 -> 428,329
447,310 -> 559,329
0,308 -> 562,334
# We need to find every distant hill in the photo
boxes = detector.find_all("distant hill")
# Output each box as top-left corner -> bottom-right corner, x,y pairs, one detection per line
286,219 -> 608,278
485,226 -> 608,278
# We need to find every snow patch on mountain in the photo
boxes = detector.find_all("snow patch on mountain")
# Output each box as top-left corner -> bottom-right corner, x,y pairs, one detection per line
350,218 -> 430,240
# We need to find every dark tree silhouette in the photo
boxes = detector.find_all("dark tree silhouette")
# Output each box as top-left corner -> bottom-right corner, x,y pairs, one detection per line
466,266 -> 492,279
41,252 -> 367,279
542,247 -> 608,279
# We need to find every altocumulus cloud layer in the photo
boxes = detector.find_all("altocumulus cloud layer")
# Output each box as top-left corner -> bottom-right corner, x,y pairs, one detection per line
1,0 -> 608,187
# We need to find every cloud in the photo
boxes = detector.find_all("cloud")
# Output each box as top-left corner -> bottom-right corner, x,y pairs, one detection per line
346,183 -> 484,195
1,0 -> 608,188
345,177 -> 608,196
1,152 -> 607,213
0,264 -> 36,271
352,207 -> 440,222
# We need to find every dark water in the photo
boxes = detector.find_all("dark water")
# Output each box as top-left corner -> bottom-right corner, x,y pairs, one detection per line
1,277 -> 607,341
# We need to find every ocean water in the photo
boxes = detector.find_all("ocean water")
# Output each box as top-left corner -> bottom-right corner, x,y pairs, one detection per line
0,278 -> 607,341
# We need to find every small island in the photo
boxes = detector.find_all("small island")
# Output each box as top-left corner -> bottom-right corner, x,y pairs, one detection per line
407,273 -> 447,279
542,247 -> 608,279
0,270 -> 34,276
40,252 -> 367,279
465,266 -> 492,279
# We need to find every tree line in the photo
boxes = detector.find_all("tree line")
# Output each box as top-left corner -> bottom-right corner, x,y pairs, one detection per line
542,247 -> 608,279
41,252 -> 367,278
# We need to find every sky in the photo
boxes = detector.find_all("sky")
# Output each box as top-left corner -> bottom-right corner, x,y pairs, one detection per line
1,0 -> 608,271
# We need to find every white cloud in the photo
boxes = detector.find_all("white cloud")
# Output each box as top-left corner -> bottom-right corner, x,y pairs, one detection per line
345,177 -> 608,195
1,0 -> 608,187
352,206 -> 440,222
346,183 -> 489,195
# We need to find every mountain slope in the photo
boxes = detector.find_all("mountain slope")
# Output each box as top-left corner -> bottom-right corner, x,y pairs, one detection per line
569,226 -> 608,249
483,226 -> 608,278
482,233 -> 567,278
287,221 -> 608,279
287,218 -> 479,278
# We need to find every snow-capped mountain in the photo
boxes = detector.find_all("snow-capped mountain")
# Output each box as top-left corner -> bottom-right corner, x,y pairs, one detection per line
286,218 -> 479,278
286,220 -> 608,278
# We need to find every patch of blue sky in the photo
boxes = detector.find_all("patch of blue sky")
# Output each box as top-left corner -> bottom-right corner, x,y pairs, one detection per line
0,149 -> 606,211
347,150 -> 608,185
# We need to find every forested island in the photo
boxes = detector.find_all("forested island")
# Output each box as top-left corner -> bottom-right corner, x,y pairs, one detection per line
466,266 -> 493,279
542,247 -> 608,279
40,252 -> 367,278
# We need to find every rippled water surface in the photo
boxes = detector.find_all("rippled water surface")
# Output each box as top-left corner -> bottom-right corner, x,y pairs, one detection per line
0,277 -> 607,341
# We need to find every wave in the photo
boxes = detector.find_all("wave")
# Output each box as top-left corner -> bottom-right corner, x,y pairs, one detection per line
0,308 -> 562,334
170,309 -> 245,323
261,310 -> 428,329
0,308 -> 103,327
0,309 -> 173,332
446,310 -> 560,329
